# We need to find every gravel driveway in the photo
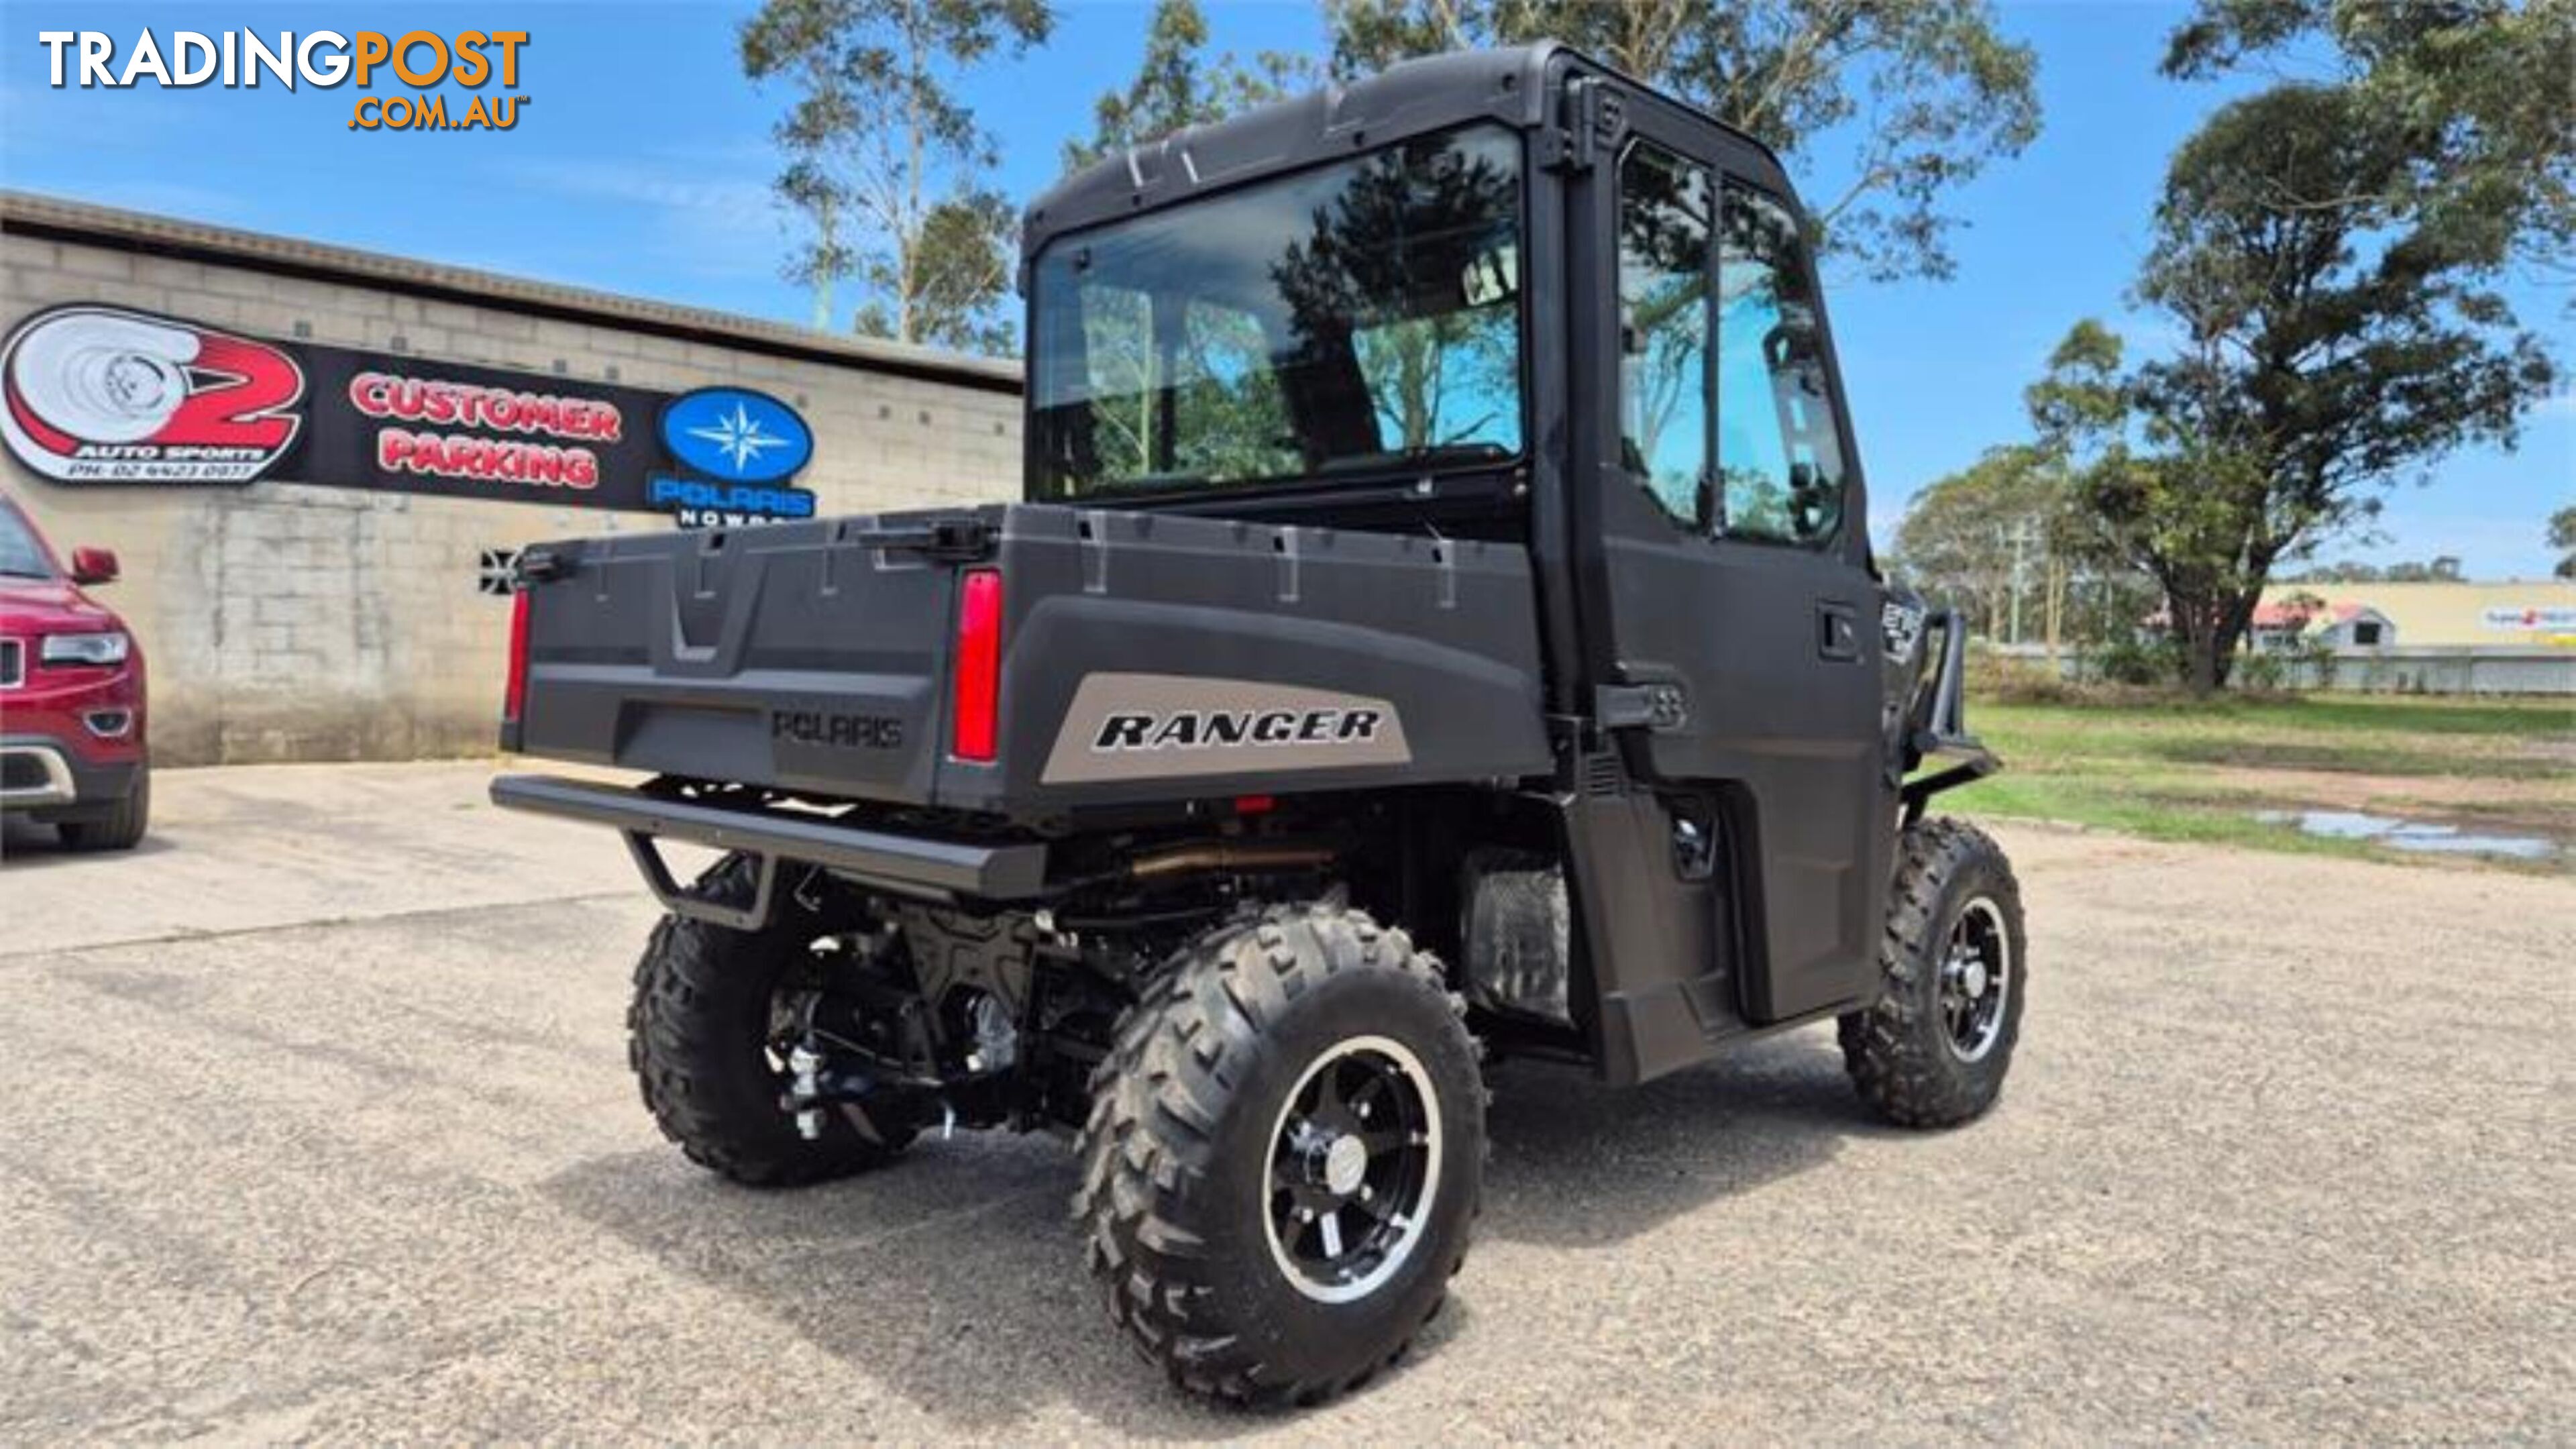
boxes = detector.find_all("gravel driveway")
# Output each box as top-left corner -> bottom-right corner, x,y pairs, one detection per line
2,761 -> 2567,1442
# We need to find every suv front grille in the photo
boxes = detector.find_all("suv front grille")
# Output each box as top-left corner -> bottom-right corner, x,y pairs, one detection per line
0,752 -> 46,791
0,638 -> 21,689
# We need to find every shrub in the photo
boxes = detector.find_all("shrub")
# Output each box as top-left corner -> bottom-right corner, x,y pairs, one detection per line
2089,633 -> 2182,687
1964,647 -> 2084,704
2237,649 -> 2289,692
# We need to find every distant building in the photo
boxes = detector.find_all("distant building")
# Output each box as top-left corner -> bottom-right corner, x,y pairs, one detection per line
2249,580 -> 2576,694
2251,598 -> 2396,649
2253,581 -> 2576,650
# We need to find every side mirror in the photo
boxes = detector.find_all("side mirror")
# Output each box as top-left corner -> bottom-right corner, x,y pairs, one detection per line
68,547 -> 119,586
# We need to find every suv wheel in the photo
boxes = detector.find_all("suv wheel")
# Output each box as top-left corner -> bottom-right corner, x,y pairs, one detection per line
1841,818 -> 2027,1128
1075,900 -> 1483,1406
58,762 -> 149,851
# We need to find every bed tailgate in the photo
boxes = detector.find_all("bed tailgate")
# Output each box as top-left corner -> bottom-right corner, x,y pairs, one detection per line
504,515 -> 990,806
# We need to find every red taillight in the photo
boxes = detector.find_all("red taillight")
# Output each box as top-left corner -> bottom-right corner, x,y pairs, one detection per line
951,568 -> 1003,762
503,588 -> 531,723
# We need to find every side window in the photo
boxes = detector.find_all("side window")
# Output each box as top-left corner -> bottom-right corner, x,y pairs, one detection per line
1616,142 -> 1711,528
1716,182 -> 1847,547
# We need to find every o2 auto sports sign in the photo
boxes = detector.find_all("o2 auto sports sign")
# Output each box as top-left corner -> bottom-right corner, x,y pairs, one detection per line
0,303 -> 820,526
1,305 -> 306,482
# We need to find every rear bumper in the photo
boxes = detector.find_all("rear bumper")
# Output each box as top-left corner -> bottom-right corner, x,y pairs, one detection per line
488,773 -> 1050,906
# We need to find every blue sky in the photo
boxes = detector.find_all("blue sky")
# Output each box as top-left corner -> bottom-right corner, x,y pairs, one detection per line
4,0 -> 2567,576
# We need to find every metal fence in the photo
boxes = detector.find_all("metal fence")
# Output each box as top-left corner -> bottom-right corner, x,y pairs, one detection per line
1989,643 -> 2576,696
2273,647 -> 2576,696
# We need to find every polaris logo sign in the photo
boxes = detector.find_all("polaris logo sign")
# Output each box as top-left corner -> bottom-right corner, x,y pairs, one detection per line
659,388 -> 812,483
772,709 -> 902,749
1044,674 -> 1411,785
649,476 -> 817,522
653,387 -> 817,529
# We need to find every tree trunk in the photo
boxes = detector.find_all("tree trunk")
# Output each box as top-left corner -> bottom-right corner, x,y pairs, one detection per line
898,0 -> 926,345
2171,591 -> 2229,694
2174,586 -> 2259,694
2044,557 -> 2065,664
811,194 -> 838,331
2184,628 -> 2227,694
2211,588 -> 2261,692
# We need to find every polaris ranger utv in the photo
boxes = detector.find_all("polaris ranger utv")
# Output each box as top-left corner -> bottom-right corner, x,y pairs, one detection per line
493,42 -> 2020,1406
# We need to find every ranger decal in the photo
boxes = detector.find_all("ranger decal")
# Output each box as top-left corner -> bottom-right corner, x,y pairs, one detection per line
1044,674 -> 1411,784
1093,707 -> 1383,751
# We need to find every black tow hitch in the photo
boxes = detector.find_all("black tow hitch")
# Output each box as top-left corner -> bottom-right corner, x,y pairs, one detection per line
780,1035 -> 1019,1144
781,1042 -> 922,1146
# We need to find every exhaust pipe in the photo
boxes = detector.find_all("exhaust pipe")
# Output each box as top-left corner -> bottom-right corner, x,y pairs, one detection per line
1125,841 -> 1338,882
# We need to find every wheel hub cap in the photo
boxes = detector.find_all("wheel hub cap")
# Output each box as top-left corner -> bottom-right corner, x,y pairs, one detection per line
1322,1134 -> 1368,1196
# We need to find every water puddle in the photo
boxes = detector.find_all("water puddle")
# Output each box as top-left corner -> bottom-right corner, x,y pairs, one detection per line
2253,809 -> 2558,861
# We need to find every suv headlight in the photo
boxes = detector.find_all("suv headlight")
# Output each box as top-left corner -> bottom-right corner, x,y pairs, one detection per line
41,631 -> 129,666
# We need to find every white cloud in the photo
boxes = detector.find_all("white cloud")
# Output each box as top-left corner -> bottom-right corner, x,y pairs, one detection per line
496,150 -> 790,281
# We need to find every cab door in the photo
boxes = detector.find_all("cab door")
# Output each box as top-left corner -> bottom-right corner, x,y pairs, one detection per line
1576,89 -> 1890,1023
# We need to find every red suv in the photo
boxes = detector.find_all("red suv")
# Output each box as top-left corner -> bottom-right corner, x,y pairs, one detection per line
0,490 -> 148,850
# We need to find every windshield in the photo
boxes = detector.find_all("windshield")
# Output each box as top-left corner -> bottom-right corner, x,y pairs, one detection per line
1030,127 -> 1525,500
0,504 -> 53,579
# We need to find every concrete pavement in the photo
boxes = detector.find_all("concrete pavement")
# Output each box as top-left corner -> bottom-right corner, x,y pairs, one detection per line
1,761 -> 2569,1442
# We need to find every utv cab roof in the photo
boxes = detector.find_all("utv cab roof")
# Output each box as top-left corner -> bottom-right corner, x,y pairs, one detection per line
1021,41 -> 1795,255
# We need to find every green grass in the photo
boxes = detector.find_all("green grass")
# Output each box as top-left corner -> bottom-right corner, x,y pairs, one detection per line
2229,696 -> 2566,737
1953,771 -> 2386,858
1948,692 -> 2573,867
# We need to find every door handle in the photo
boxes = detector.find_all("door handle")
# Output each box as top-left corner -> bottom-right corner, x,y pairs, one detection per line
1817,602 -> 1862,662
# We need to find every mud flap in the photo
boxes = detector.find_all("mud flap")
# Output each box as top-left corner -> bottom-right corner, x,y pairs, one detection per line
1552,749 -> 1740,1085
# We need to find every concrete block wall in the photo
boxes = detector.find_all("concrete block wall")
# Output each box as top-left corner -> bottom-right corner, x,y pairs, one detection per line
1,202 -> 1025,763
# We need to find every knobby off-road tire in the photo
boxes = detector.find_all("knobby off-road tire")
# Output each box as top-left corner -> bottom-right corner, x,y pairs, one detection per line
1076,901 -> 1484,1407
58,763 -> 148,851
1841,818 -> 2027,1128
628,854 -> 907,1187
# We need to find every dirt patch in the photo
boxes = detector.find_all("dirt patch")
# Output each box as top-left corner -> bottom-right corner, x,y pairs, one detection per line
2525,735 -> 2576,764
2191,763 -> 2567,812
2153,763 -> 2575,865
